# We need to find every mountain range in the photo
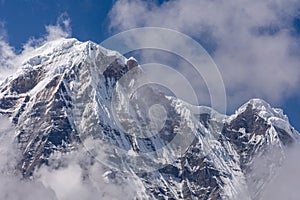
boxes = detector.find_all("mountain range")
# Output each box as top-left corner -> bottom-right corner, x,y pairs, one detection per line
0,38 -> 298,200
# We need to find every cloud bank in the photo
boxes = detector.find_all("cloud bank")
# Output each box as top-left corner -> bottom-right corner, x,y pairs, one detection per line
109,0 -> 300,110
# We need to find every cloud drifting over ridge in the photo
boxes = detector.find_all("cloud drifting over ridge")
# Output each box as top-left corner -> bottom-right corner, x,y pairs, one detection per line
0,13 -> 72,82
260,146 -> 300,200
109,0 -> 300,109
0,116 -> 57,200
0,21 -> 17,81
0,116 -> 139,200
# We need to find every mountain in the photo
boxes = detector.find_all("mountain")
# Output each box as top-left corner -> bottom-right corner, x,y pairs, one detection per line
0,38 -> 298,200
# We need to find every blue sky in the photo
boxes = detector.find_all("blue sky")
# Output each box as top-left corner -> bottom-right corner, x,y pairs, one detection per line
0,0 -> 300,130
0,0 -> 114,49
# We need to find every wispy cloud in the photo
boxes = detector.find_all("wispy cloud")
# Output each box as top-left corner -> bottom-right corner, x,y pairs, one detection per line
0,21 -> 17,81
22,12 -> 72,53
259,146 -> 300,200
109,0 -> 300,110
0,13 -> 72,82
44,12 -> 71,42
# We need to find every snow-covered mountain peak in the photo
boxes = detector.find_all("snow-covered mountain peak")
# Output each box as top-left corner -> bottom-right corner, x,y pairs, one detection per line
227,98 -> 298,145
231,98 -> 289,124
0,38 -> 129,99
236,98 -> 273,115
247,98 -> 271,109
11,38 -> 123,76
0,38 -> 299,200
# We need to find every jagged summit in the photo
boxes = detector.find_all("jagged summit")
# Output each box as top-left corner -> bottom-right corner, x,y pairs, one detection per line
237,98 -> 287,120
13,38 -> 123,75
229,98 -> 297,143
0,38 -> 298,200
0,38 -> 127,105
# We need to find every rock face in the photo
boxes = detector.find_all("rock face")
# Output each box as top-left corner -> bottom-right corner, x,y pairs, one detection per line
0,38 -> 298,199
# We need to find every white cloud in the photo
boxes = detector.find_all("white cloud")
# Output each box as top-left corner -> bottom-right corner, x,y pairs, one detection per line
109,0 -> 300,110
45,12 -> 71,42
34,150 -> 141,200
37,159 -> 96,200
22,12 -> 71,53
0,116 -> 18,174
0,117 -> 141,200
0,176 -> 57,200
234,144 -> 300,199
0,116 -> 57,200
0,13 -> 72,82
260,146 -> 300,200
0,21 -> 18,81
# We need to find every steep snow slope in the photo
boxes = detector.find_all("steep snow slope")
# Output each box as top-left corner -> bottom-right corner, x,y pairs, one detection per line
0,38 -> 298,200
